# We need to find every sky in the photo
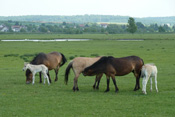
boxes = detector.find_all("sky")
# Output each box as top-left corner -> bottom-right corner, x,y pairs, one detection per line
0,0 -> 175,17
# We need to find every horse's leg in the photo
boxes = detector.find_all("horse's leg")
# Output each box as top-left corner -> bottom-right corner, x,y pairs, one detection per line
155,74 -> 158,93
73,74 -> 80,91
111,75 -> 119,93
32,73 -> 36,85
96,74 -> 103,89
105,76 -> 110,92
43,72 -> 50,85
150,77 -> 153,92
142,76 -> 147,94
134,71 -> 141,91
39,72 -> 42,83
93,76 -> 97,89
47,71 -> 51,83
43,74 -> 46,85
93,74 -> 102,89
54,67 -> 59,82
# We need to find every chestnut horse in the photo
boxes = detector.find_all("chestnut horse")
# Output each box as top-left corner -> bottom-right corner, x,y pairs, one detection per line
64,57 -> 103,91
25,52 -> 67,84
83,56 -> 144,93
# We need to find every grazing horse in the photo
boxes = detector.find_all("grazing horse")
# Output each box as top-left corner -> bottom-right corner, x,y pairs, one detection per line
23,63 -> 50,85
83,56 -> 144,92
64,57 -> 103,91
141,64 -> 158,94
25,52 -> 67,84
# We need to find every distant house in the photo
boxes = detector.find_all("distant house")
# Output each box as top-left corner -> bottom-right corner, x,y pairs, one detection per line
0,25 -> 9,32
11,25 -> 27,32
100,23 -> 108,28
11,25 -> 22,32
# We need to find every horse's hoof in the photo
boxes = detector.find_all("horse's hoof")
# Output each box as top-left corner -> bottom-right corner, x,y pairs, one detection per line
134,88 -> 138,91
93,85 -> 95,89
76,87 -> 79,91
96,87 -> 99,90
105,89 -> 110,92
55,79 -> 58,82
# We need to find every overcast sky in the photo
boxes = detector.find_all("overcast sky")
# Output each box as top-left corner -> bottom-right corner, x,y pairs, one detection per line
0,0 -> 175,17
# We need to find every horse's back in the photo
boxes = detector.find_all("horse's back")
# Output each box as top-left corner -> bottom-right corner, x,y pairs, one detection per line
72,57 -> 101,73
142,64 -> 158,74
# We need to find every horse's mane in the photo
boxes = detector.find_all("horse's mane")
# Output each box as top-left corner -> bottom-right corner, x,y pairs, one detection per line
30,53 -> 47,64
87,56 -> 114,69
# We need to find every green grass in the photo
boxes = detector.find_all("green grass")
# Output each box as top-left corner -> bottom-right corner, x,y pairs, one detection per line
0,34 -> 175,116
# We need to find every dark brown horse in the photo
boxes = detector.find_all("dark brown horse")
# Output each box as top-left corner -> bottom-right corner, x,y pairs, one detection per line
25,52 -> 67,84
83,56 -> 144,92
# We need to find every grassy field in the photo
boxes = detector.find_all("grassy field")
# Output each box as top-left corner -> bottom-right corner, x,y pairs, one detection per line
0,34 -> 175,116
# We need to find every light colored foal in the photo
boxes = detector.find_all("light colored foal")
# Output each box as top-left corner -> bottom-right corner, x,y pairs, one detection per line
23,63 -> 50,85
141,64 -> 158,94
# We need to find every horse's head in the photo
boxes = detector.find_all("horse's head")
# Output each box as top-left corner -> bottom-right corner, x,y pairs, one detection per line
25,69 -> 33,84
23,62 -> 29,71
83,57 -> 108,76
83,67 -> 95,76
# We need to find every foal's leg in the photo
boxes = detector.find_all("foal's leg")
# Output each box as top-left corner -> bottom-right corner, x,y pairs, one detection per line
142,77 -> 148,94
150,77 -> 153,92
32,73 -> 36,85
155,74 -> 158,92
43,72 -> 50,85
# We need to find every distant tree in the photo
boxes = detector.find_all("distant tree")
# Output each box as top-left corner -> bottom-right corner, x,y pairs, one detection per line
136,22 -> 145,29
20,28 -> 26,32
158,26 -> 165,32
163,24 -> 171,32
15,22 -> 20,26
136,22 -> 145,33
39,26 -> 48,32
62,22 -> 67,25
172,25 -> 175,32
127,17 -> 137,34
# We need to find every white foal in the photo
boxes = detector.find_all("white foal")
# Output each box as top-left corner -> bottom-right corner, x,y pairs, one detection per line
141,64 -> 158,94
23,63 -> 50,85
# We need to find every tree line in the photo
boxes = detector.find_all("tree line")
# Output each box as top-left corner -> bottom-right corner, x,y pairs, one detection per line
0,17 -> 175,34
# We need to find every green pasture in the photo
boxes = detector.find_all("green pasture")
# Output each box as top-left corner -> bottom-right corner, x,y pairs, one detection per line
0,34 -> 175,116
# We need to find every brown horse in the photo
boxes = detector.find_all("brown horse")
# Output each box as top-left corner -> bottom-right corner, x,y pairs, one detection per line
83,56 -> 144,92
64,57 -> 103,91
25,52 -> 67,84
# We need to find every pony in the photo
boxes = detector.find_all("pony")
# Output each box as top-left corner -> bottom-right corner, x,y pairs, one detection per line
23,63 -> 50,85
25,52 -> 67,84
141,64 -> 158,94
64,57 -> 103,91
83,56 -> 144,92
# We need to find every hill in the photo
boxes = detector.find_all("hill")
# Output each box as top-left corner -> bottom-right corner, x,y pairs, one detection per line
0,15 -> 175,25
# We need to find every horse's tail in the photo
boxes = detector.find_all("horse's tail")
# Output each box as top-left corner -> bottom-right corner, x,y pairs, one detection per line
60,53 -> 67,67
65,61 -> 73,85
